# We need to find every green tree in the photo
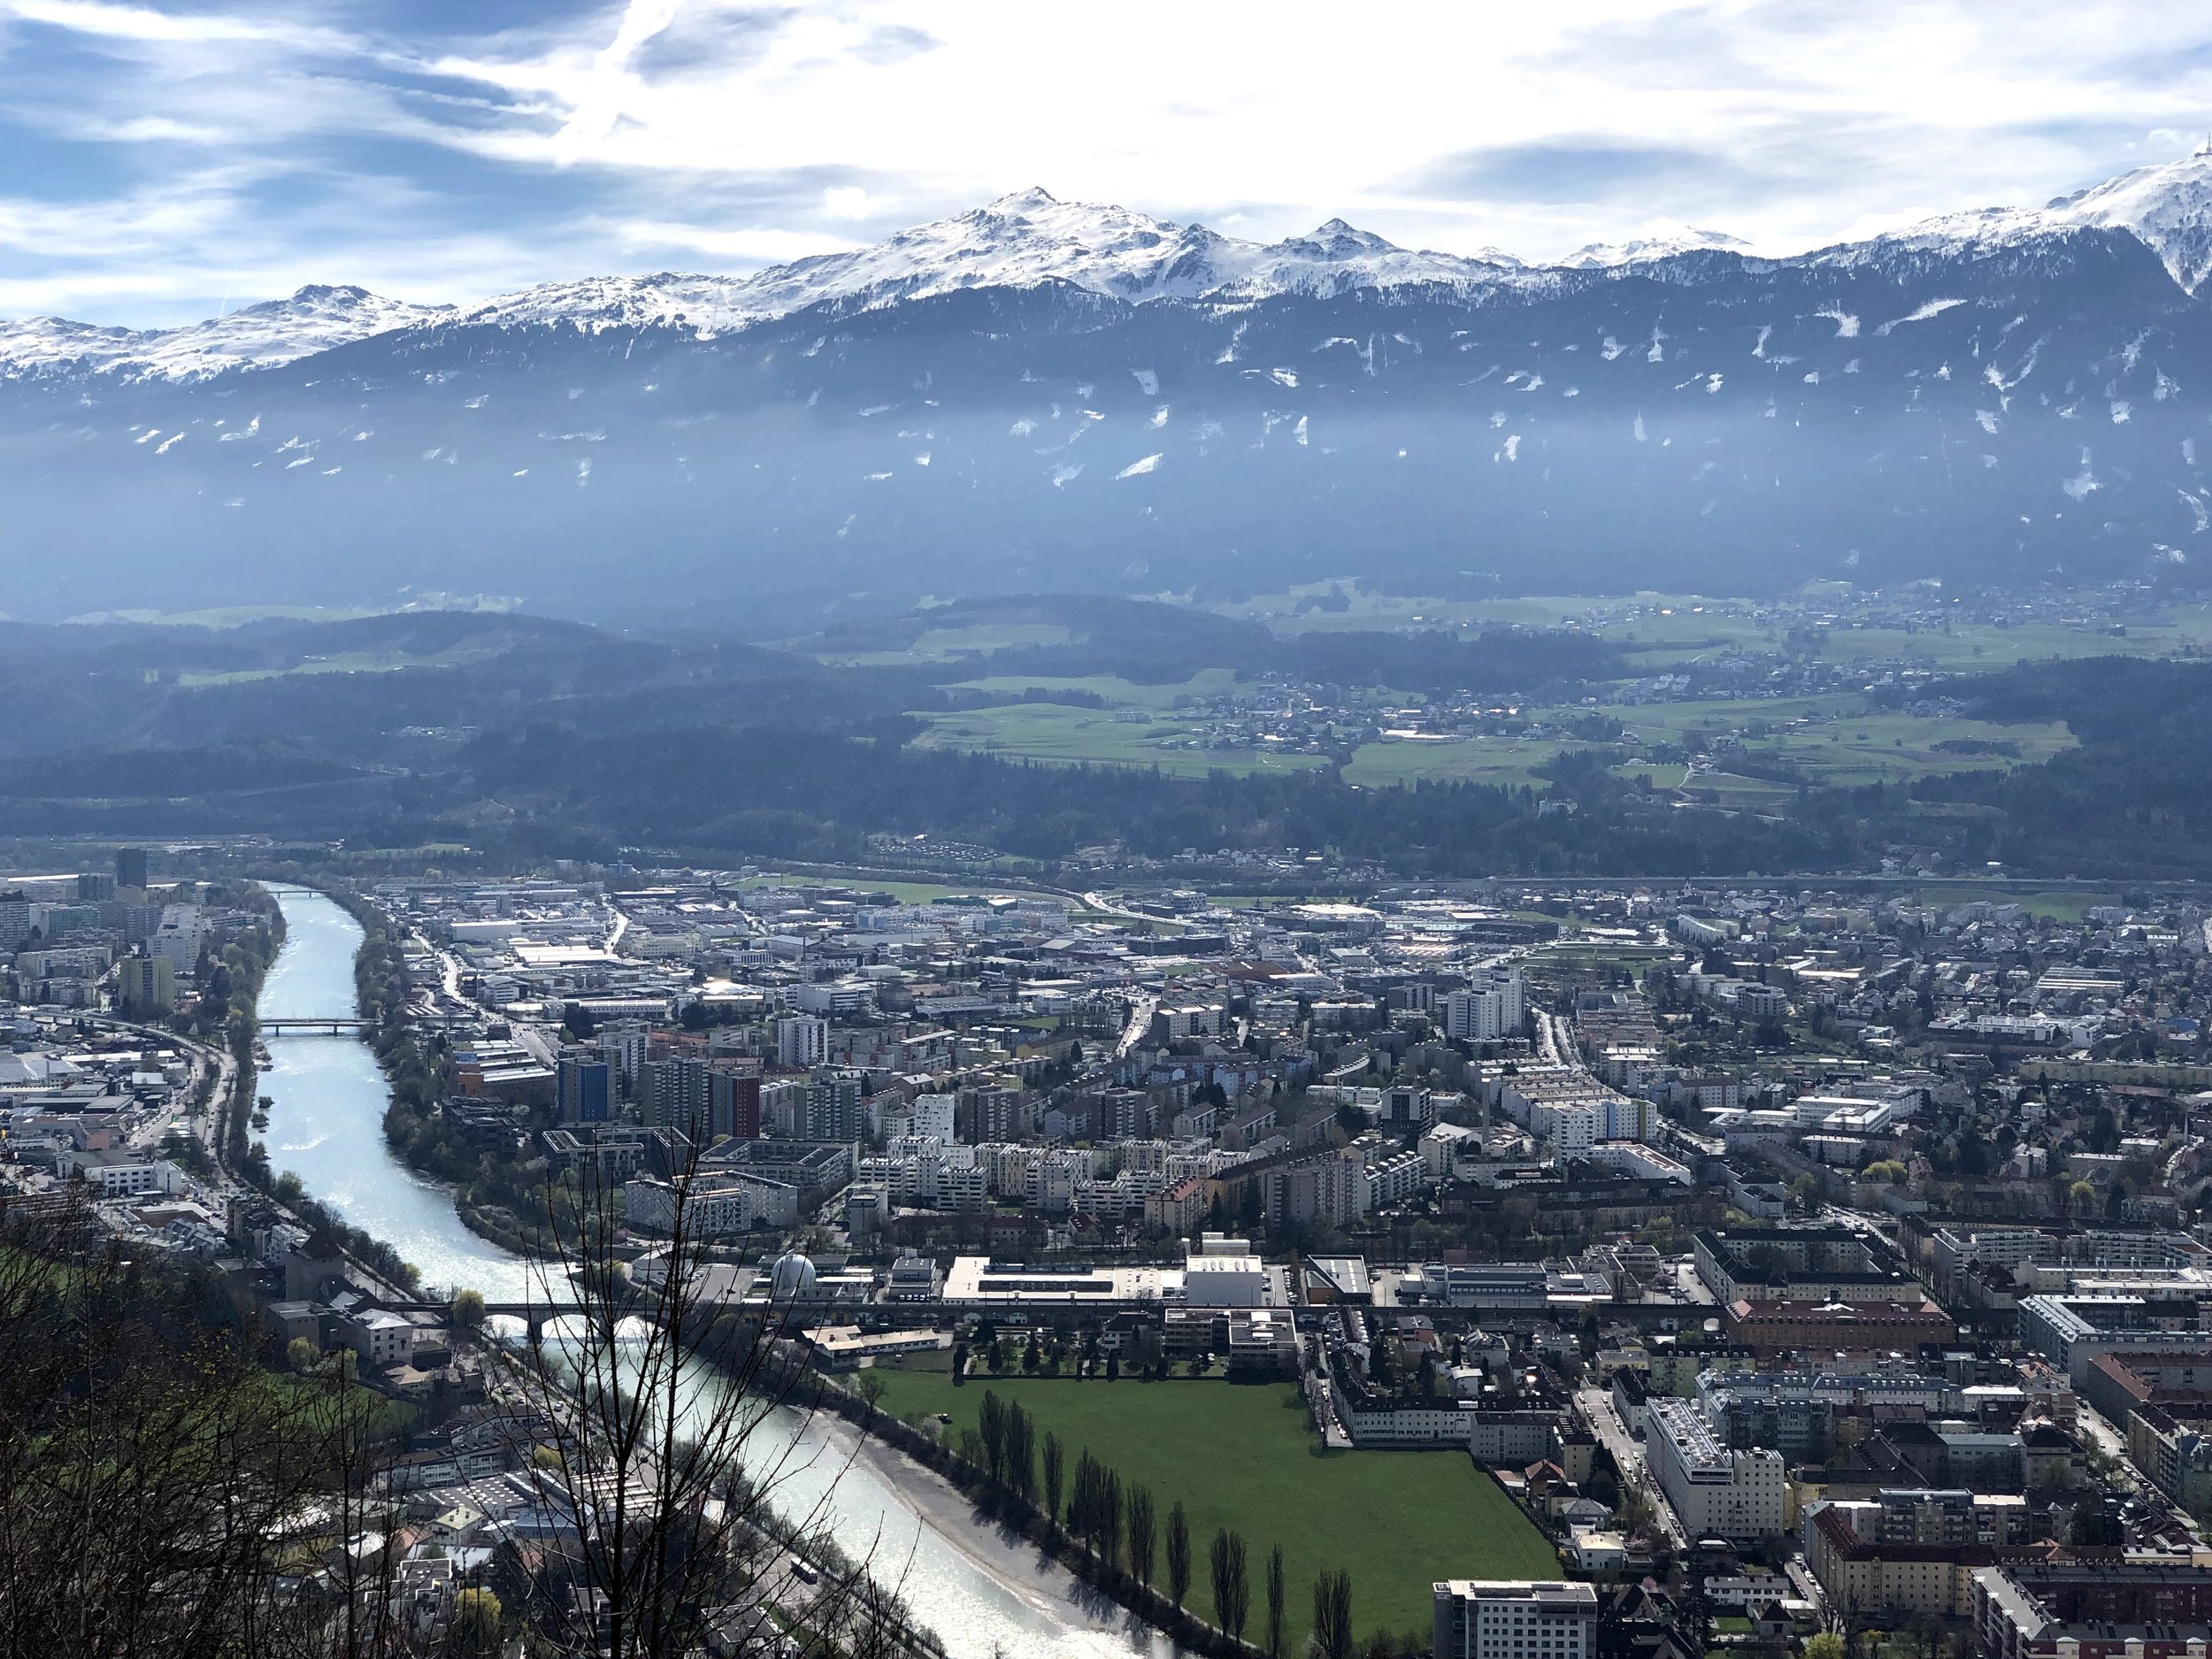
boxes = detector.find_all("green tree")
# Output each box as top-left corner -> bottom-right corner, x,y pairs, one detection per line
1042,1431 -> 1065,1525
1313,1570 -> 1354,1659
1210,1529 -> 1248,1641
1165,1501 -> 1192,1610
1127,1486 -> 1156,1589
1002,1400 -> 1034,1501
447,1586 -> 502,1657
979,1390 -> 1007,1485
1264,1544 -> 1286,1659
1806,1634 -> 1846,1659
449,1288 -> 487,1329
287,1336 -> 321,1375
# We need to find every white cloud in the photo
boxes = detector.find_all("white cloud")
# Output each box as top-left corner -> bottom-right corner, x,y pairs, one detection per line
598,219 -> 857,262
7,0 -> 2212,320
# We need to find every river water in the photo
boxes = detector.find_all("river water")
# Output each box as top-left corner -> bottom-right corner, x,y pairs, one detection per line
256,883 -> 1166,1659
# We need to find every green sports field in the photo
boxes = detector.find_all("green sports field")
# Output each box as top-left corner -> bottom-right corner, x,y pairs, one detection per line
865,1371 -> 1557,1647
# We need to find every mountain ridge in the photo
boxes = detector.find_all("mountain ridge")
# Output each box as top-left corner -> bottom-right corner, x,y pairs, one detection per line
5,160 -> 2212,625
17,149 -> 2212,387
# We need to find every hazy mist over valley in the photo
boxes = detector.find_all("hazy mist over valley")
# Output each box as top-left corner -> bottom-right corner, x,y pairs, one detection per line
13,164 -> 2212,626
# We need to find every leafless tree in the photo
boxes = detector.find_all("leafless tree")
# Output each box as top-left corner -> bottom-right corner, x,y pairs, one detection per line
504,1148 -> 917,1659
0,1194 -> 393,1658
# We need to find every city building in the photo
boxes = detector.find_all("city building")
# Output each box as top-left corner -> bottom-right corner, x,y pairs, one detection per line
1183,1232 -> 1267,1307
1644,1396 -> 1786,1538
623,1171 -> 797,1236
1972,1563 -> 2212,1659
2019,1294 -> 2212,1384
775,1014 -> 828,1069
1432,1580 -> 1597,1659
558,1056 -> 613,1125
1724,1297 -> 1958,1356
1693,1225 -> 1924,1304
116,954 -> 175,1017
1446,971 -> 1528,1044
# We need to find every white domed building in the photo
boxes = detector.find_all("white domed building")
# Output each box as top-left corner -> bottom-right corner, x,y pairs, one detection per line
768,1250 -> 818,1303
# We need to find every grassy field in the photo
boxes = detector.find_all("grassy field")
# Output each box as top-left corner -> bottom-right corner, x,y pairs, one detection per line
1216,586 -> 1715,634
866,1370 -> 1556,1645
910,701 -> 1333,778
952,669 -> 1242,709
814,621 -> 1079,664
1340,695 -> 2075,798
733,872 -> 1033,903
1340,736 -> 1562,790
1879,883 -> 2121,922
175,643 -> 515,687
1217,584 -> 2212,670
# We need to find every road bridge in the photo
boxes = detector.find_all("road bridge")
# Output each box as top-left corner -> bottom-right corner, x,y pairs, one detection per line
261,1012 -> 480,1035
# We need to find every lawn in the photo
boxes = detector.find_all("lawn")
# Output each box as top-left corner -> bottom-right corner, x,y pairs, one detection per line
865,1371 -> 1556,1646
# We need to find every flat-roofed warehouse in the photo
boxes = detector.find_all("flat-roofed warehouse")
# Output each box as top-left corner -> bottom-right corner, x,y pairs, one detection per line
942,1258 -> 1168,1304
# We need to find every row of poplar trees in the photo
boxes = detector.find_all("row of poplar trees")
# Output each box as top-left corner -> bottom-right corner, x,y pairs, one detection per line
973,1390 -> 1360,1659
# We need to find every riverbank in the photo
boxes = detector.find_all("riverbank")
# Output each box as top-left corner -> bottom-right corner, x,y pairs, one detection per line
319,882 -> 564,1263
255,886 -> 539,1300
249,883 -> 1185,1659
801,1371 -> 1233,1659
204,880 -> 284,1175
816,1407 -> 1148,1642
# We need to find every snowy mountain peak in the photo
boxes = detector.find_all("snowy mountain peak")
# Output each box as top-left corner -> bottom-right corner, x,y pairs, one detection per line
2039,146 -> 2212,292
0,283 -> 448,384
19,146 -> 2212,387
979,186 -> 1063,213
1832,148 -> 2212,290
1292,219 -> 1401,255
1561,224 -> 1753,268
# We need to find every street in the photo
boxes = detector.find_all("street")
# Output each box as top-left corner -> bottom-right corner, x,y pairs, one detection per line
1575,1381 -> 1687,1547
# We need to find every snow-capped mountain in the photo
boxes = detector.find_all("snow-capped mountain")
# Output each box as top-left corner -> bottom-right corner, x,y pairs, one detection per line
17,146 -> 2212,386
1561,225 -> 1752,268
14,150 -> 2212,626
1806,145 -> 2212,292
2040,143 -> 2212,293
0,285 -> 449,385
445,189 -> 1521,338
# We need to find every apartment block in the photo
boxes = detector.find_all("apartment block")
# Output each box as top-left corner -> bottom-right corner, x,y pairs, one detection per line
1645,1396 -> 1786,1538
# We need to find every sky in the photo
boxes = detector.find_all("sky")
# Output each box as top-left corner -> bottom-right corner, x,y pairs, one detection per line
6,0 -> 2212,326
